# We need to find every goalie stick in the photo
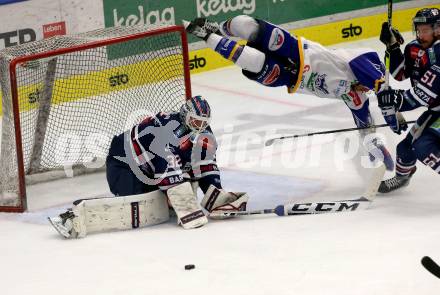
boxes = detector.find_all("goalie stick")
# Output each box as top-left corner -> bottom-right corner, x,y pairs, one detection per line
421,256 -> 440,279
209,164 -> 386,218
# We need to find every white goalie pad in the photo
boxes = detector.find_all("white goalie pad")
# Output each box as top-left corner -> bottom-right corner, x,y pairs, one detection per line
167,182 -> 208,229
49,190 -> 170,238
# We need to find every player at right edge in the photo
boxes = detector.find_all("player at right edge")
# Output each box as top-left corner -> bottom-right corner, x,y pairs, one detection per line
377,7 -> 440,192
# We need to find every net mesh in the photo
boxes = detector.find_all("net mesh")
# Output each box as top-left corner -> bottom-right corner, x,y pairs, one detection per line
0,25 -> 189,210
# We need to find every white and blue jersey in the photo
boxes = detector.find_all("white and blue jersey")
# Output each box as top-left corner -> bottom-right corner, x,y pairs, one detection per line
215,19 -> 385,128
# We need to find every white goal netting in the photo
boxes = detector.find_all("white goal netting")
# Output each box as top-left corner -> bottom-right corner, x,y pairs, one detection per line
0,25 -> 190,211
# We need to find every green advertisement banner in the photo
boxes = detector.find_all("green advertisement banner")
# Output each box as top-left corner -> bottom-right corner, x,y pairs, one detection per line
103,0 -> 411,31
102,0 -> 412,61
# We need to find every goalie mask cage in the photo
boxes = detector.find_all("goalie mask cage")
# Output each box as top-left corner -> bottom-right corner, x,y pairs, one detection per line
0,25 -> 191,212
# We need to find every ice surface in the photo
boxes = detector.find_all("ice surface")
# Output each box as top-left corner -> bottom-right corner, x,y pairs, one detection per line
1,32 -> 440,295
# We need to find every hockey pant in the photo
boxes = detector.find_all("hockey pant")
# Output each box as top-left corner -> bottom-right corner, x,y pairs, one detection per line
106,134 -> 158,196
395,111 -> 440,176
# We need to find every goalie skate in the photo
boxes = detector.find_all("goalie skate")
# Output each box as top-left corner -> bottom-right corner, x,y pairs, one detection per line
48,210 -> 78,239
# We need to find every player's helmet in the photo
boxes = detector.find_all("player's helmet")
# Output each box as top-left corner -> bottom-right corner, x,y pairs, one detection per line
180,95 -> 211,133
413,8 -> 440,39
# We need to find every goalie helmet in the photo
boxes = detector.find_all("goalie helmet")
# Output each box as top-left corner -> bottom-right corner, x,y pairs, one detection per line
180,95 -> 211,133
413,8 -> 440,41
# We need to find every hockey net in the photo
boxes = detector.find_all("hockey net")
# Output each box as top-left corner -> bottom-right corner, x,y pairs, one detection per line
0,25 -> 191,212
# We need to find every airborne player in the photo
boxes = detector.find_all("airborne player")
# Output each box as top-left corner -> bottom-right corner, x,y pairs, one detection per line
184,15 -> 394,171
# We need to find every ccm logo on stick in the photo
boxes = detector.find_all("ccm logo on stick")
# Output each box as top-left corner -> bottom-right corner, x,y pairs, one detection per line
288,201 -> 361,214
342,24 -> 362,38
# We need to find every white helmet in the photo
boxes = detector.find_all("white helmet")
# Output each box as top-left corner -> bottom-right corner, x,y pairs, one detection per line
180,95 -> 211,133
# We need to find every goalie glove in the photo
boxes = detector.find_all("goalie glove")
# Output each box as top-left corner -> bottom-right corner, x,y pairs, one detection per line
379,22 -> 404,50
201,185 -> 249,219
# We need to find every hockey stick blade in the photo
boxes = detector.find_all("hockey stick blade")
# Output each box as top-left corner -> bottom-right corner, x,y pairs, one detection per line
362,163 -> 386,201
421,256 -> 440,279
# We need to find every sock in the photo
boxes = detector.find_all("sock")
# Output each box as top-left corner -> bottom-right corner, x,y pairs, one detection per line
206,34 -> 265,73
219,15 -> 259,40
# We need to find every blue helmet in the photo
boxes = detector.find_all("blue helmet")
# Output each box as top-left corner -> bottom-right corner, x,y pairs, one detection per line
180,95 -> 211,133
413,8 -> 440,27
413,8 -> 440,35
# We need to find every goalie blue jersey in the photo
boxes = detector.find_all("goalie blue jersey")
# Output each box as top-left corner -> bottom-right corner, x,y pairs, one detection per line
108,112 -> 221,193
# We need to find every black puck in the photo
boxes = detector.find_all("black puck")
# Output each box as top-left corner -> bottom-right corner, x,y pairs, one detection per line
185,264 -> 195,270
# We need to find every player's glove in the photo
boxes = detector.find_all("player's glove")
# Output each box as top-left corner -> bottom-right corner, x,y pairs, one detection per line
184,18 -> 220,41
377,87 -> 404,109
377,88 -> 408,134
379,22 -> 404,50
381,107 -> 408,135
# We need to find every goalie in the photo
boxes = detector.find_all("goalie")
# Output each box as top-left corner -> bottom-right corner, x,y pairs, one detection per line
49,95 -> 249,238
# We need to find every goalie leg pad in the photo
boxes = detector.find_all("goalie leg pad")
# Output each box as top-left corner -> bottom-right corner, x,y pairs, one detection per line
49,191 -> 170,238
201,185 -> 249,219
167,182 -> 208,229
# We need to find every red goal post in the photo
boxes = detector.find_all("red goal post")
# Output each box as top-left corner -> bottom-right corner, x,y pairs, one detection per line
0,25 -> 192,212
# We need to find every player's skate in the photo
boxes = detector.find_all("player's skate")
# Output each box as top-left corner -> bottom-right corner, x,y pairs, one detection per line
183,18 -> 221,41
378,167 -> 417,193
357,113 -> 394,171
368,138 -> 394,171
48,210 -> 80,239
362,129 -> 394,171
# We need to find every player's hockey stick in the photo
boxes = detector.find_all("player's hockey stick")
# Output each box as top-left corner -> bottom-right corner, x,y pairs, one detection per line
382,0 -> 407,129
209,164 -> 385,218
421,256 -> 440,279
265,120 -> 415,146
384,0 -> 393,88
